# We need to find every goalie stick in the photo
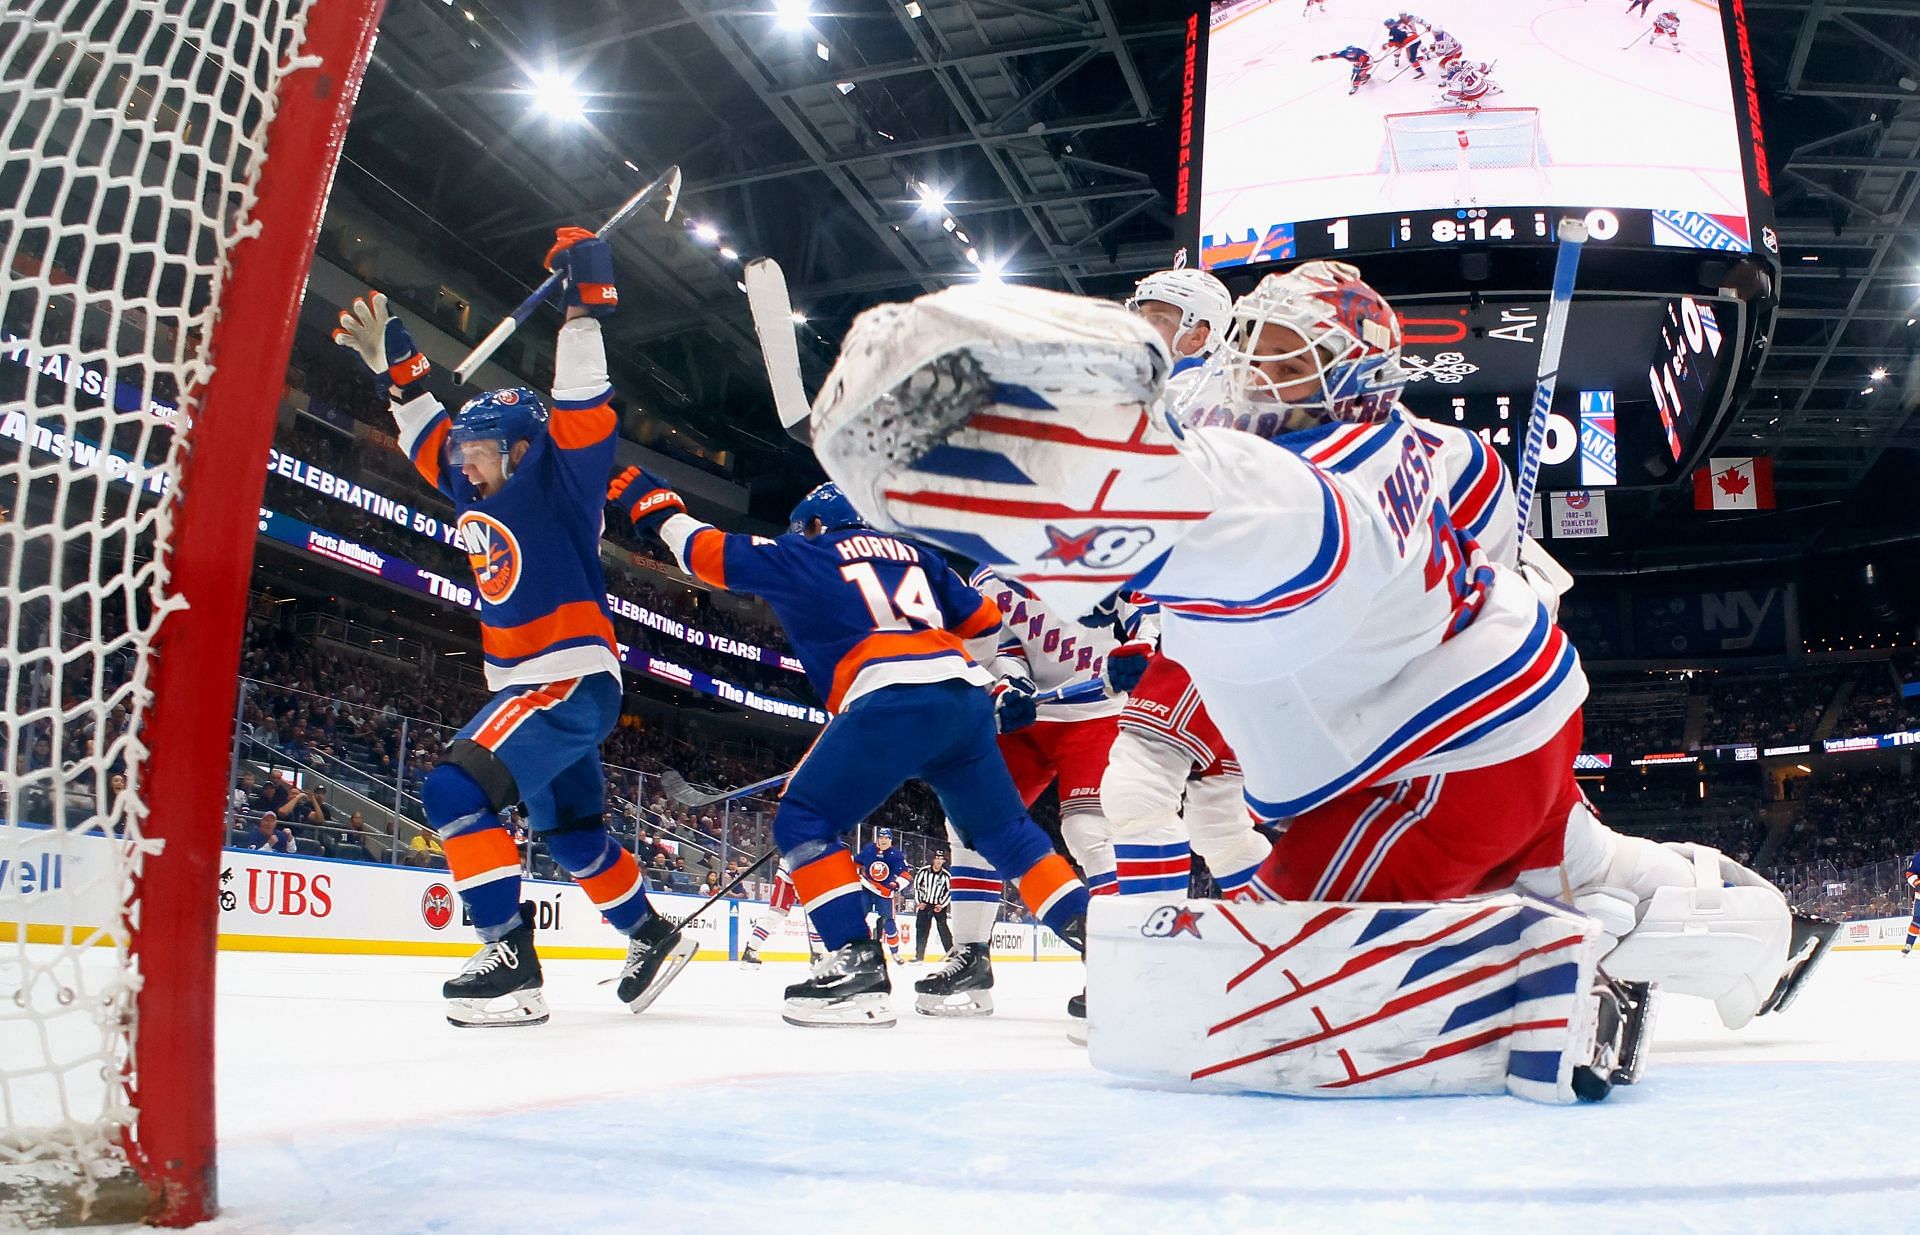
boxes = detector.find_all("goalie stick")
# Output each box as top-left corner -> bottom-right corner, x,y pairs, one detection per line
659,682 -> 1111,807
744,256 -> 815,443
453,164 -> 683,383
1512,216 -> 1587,538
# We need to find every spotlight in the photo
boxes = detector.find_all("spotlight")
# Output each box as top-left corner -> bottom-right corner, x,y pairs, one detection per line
719,246 -> 739,261
917,182 -> 948,212
530,69 -> 585,123
790,311 -> 807,325
693,221 -> 720,243
1872,367 -> 1889,381
774,0 -> 811,30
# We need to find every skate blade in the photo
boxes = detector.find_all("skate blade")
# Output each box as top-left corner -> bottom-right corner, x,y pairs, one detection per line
1066,1017 -> 1088,1046
626,937 -> 699,1014
782,992 -> 897,1028
912,991 -> 994,1018
447,989 -> 550,1028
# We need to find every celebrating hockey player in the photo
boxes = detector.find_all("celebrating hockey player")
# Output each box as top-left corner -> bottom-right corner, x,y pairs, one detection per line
740,860 -> 823,966
607,475 -> 1089,1026
1313,44 -> 1376,95
856,827 -> 912,963
331,230 -> 692,1028
800,264 -> 1806,1099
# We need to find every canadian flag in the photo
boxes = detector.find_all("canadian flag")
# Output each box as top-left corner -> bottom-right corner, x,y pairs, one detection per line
1693,457 -> 1775,511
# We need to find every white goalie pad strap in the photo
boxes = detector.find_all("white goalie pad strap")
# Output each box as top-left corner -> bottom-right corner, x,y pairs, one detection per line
1087,893 -> 1605,1105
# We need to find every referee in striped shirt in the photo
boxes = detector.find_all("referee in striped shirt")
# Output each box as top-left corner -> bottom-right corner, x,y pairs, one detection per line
911,852 -> 953,961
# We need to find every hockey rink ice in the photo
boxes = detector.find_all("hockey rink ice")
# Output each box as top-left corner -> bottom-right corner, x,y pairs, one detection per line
35,945 -> 1920,1234
1200,0 -> 1749,241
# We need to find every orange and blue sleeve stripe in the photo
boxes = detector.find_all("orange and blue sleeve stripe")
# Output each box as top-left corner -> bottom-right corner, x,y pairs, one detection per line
550,393 -> 616,450
408,416 -> 450,494
953,595 -> 1002,640
686,527 -> 730,588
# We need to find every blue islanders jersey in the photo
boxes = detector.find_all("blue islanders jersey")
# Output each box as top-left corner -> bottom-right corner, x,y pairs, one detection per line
856,842 -> 909,897
1906,852 -> 1919,891
394,319 -> 620,690
660,521 -> 1000,711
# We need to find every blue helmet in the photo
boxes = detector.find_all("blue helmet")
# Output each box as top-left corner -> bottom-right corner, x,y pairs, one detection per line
788,481 -> 867,535
449,386 -> 550,470
874,827 -> 894,841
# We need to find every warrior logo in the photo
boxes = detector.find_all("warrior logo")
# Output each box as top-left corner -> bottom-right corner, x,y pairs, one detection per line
460,512 -> 522,604
1038,524 -> 1154,569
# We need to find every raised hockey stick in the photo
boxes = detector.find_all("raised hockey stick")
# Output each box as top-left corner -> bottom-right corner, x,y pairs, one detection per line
1621,29 -> 1650,50
657,684 -> 1109,807
453,164 -> 683,383
1512,216 -> 1588,538
743,257 -> 815,443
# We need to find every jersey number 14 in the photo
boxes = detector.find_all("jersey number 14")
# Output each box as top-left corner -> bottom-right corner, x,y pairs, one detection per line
840,563 -> 941,631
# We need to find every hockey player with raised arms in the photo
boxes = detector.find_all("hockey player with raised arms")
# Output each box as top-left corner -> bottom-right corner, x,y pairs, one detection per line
800,263 -> 1804,1098
605,474 -> 1090,1026
856,827 -> 911,963
331,229 -> 692,1027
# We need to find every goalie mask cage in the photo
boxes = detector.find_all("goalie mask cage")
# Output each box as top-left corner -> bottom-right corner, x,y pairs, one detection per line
1383,107 -> 1546,203
0,0 -> 381,1226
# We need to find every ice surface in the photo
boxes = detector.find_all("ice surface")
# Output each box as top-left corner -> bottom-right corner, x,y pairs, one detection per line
1201,0 -> 1749,237
29,947 -> 1920,1234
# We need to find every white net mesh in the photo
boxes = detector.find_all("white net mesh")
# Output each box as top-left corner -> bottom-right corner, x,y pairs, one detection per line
1384,108 -> 1543,173
1,0 -> 319,1220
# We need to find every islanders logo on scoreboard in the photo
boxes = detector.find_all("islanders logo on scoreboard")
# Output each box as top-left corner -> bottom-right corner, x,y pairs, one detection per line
1201,222 -> 1295,269
459,512 -> 522,604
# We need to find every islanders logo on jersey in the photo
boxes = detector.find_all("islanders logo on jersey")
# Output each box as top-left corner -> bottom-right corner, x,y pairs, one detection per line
867,860 -> 893,887
460,512 -> 522,605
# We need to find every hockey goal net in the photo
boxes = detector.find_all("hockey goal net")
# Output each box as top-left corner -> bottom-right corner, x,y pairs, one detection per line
0,0 -> 380,1226
1383,108 -> 1546,203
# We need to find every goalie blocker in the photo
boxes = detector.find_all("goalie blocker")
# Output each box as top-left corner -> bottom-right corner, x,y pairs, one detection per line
1087,893 -> 1635,1105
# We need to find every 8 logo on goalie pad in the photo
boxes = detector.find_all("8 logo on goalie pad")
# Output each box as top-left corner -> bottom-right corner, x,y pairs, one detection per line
1140,904 -> 1205,939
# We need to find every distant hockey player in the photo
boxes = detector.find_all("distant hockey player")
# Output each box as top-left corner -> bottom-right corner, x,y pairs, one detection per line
332,231 -> 692,1028
1381,17 -> 1425,78
856,827 -> 912,963
1313,45 -> 1375,94
1904,852 -> 1920,955
1439,59 -> 1500,109
607,476 -> 1089,1026
1302,0 -> 1326,13
1626,0 -> 1652,15
1428,27 -> 1462,72
740,860 -> 822,965
803,265 -> 1808,1095
1651,10 -> 1681,52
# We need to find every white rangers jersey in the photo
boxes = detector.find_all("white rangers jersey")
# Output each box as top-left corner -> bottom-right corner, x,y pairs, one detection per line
969,568 -> 1154,722
1136,410 -> 1584,824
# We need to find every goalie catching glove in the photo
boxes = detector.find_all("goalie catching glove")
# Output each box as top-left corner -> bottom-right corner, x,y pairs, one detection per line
332,291 -> 430,396
545,226 -> 618,317
608,465 -> 685,533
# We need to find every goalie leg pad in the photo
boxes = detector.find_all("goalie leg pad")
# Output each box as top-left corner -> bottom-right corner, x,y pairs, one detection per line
1087,893 -> 1608,1104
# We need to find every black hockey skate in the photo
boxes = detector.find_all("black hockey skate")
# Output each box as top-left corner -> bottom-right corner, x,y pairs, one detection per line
1755,913 -> 1838,1017
913,943 -> 994,1017
783,939 -> 895,1028
444,906 -> 548,1028
1066,989 -> 1088,1046
739,944 -> 763,967
1572,978 -> 1654,1101
614,912 -> 698,1014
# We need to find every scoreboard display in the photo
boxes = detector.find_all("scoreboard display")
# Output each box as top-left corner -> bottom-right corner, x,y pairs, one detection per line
1395,291 -> 1745,490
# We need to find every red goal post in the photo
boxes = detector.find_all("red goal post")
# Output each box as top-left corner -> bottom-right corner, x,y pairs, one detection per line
0,0 -> 383,1226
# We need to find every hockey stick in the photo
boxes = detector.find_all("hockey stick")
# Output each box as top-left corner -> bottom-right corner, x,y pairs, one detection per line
743,257 -> 814,444
662,845 -> 780,925
453,164 -> 684,383
1513,217 -> 1588,538
1621,29 -> 1649,49
657,683 -> 1109,807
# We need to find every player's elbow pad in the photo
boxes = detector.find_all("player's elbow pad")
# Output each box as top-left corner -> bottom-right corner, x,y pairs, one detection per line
552,316 -> 611,405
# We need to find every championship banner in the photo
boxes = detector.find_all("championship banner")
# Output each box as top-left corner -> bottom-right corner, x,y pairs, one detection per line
1549,490 -> 1608,538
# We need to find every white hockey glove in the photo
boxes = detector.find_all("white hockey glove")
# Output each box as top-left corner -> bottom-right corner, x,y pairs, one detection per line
1516,535 -> 1573,620
332,291 -> 430,397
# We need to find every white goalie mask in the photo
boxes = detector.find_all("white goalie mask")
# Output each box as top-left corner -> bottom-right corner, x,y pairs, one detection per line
1205,260 -> 1411,438
809,283 -> 1213,620
1127,268 -> 1233,359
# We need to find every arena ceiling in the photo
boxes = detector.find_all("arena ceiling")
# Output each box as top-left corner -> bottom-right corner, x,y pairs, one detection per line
337,0 -> 1920,566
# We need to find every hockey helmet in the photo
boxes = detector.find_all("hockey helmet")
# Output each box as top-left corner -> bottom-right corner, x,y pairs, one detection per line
449,386 -> 550,475
1216,260 -> 1408,433
787,480 -> 868,535
1127,268 -> 1232,358
874,827 -> 894,840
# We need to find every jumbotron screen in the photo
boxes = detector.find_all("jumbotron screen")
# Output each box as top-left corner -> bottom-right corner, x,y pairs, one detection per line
1186,0 -> 1771,268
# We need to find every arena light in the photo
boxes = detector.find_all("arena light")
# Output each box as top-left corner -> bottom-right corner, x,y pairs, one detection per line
693,221 -> 720,243
719,246 -> 739,261
774,0 -> 811,30
975,255 -> 1006,284
916,181 -> 948,213
790,310 -> 807,325
1871,366 -> 1889,380
529,68 -> 585,123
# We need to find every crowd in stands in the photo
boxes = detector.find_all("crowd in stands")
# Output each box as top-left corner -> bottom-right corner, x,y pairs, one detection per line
1700,666 -> 1849,747
1769,769 -> 1920,868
